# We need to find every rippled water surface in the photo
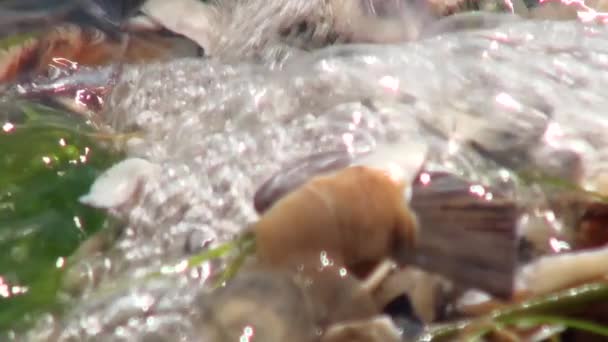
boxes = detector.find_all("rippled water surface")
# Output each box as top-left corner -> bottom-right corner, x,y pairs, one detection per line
5,13 -> 608,341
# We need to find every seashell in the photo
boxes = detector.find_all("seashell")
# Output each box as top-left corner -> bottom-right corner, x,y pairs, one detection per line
79,157 -> 161,209
405,171 -> 520,298
253,139 -> 427,214
457,244 -> 608,312
253,164 -> 419,277
251,140 -> 428,278
516,244 -> 608,295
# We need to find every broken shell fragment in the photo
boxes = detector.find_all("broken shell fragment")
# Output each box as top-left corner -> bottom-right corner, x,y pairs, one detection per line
455,244 -> 608,315
79,157 -> 160,209
517,245 -> 608,295
404,171 -> 520,298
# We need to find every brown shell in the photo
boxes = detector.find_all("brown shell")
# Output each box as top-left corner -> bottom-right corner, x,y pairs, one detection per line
253,165 -> 417,277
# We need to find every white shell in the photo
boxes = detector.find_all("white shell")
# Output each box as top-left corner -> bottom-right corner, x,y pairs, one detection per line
516,245 -> 608,295
79,158 -> 160,209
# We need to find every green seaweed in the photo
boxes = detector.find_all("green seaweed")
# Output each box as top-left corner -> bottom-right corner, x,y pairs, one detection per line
156,231 -> 256,288
420,282 -> 608,341
211,232 -> 256,287
0,101 -> 122,331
